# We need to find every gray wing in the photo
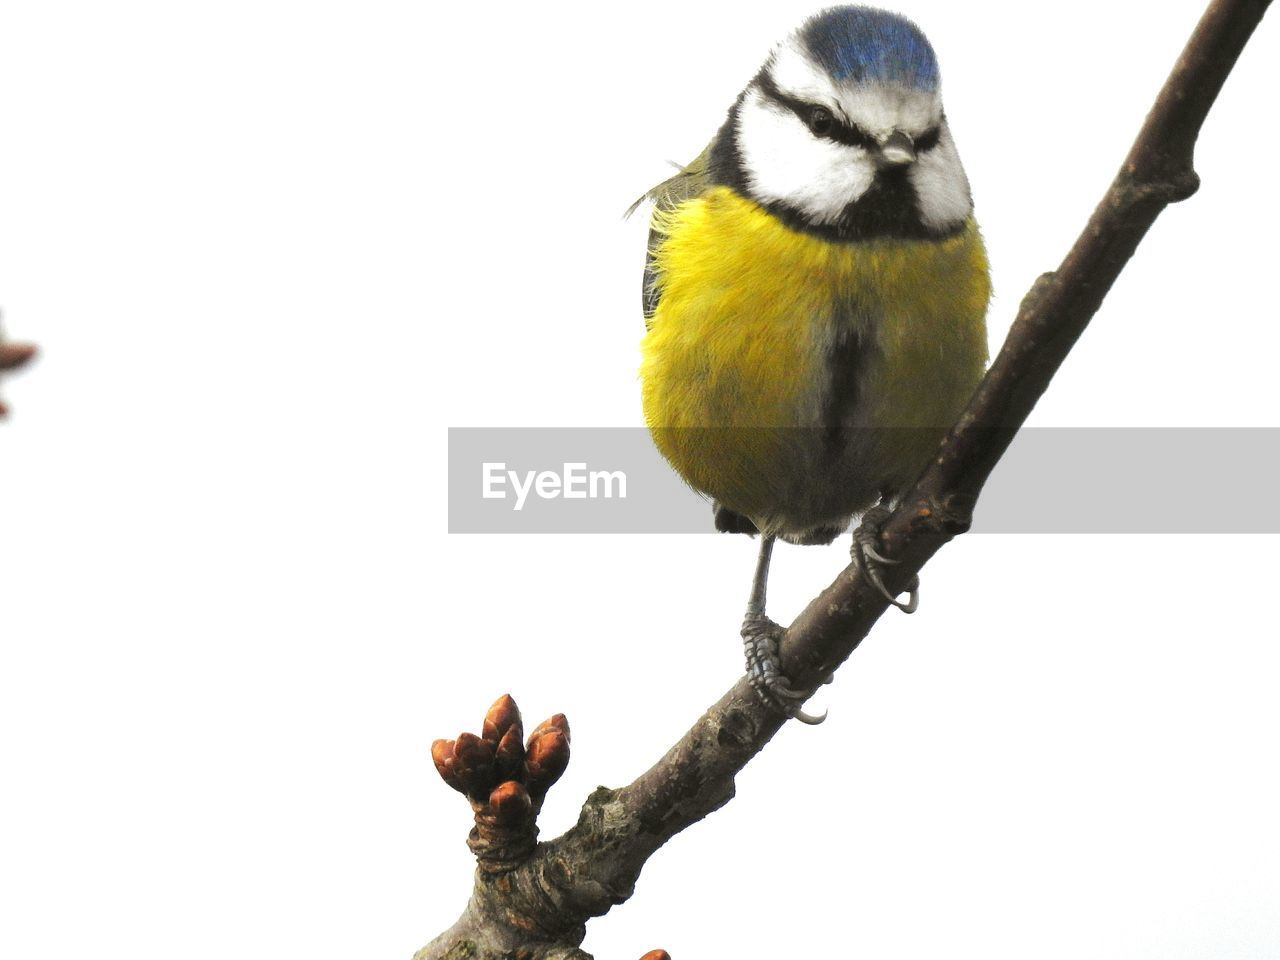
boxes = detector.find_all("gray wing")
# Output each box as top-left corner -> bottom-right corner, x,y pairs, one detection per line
630,145 -> 714,325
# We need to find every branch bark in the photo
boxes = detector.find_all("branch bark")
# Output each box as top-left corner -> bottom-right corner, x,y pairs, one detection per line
420,1 -> 1273,956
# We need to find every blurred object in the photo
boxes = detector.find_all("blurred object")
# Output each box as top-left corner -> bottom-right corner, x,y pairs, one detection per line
0,320 -> 38,418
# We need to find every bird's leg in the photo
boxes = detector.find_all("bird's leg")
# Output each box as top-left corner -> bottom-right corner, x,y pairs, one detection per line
740,535 -> 826,725
850,503 -> 919,613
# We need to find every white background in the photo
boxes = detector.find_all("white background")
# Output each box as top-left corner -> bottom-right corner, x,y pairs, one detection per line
2,1 -> 1278,958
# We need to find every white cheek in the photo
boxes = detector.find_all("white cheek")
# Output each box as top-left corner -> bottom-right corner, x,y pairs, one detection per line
910,127 -> 973,231
736,91 -> 875,223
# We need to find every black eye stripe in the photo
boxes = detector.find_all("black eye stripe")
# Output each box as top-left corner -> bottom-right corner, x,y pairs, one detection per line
756,71 -> 945,154
915,124 -> 942,153
756,72 -> 876,149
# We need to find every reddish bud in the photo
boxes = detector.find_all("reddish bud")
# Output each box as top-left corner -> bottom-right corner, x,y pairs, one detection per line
524,728 -> 570,792
528,713 -> 570,745
452,732 -> 496,797
495,725 -> 525,779
488,780 -> 532,827
431,739 -> 463,792
482,694 -> 523,745
639,951 -> 671,960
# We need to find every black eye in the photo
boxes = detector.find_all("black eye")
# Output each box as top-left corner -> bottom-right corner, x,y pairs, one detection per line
806,106 -> 834,137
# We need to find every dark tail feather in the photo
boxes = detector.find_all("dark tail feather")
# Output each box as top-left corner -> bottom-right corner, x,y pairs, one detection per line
713,503 -> 759,535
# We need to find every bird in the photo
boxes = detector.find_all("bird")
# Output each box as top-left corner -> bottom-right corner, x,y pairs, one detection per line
636,6 -> 991,722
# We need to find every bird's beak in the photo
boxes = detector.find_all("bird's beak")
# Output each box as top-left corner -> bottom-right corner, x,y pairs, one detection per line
878,130 -> 916,167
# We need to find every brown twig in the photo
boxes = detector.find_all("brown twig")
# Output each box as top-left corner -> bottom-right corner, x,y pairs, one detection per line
0,333 -> 38,418
419,1 -> 1273,956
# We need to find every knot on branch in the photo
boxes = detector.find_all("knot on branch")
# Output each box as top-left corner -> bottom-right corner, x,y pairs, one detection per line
1017,271 -> 1059,318
432,694 -> 571,874
1116,169 -> 1201,207
902,492 -> 975,542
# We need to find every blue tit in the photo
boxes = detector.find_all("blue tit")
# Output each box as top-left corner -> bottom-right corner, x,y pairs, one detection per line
637,6 -> 991,721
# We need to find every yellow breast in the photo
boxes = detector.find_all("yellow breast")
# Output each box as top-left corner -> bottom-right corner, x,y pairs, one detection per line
640,186 -> 990,534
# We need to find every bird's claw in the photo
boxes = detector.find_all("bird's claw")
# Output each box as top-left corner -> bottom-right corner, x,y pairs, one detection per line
741,613 -> 827,725
851,506 -> 919,614
860,542 -> 898,567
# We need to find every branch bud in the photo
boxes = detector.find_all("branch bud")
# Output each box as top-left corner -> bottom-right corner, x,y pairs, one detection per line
452,732 -> 496,798
488,780 -> 532,827
482,693 -> 523,745
495,725 -> 525,779
524,726 -> 570,794
430,697 -> 573,871
528,713 -> 570,744
430,739 -> 462,792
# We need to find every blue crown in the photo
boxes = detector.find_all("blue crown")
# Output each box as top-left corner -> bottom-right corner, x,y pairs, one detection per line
799,7 -> 939,90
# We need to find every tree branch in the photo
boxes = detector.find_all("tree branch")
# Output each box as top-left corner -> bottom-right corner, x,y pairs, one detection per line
420,1 -> 1273,956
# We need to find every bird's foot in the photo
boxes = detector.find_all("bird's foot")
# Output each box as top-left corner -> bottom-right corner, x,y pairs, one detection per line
741,613 -> 826,725
851,505 -> 919,613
